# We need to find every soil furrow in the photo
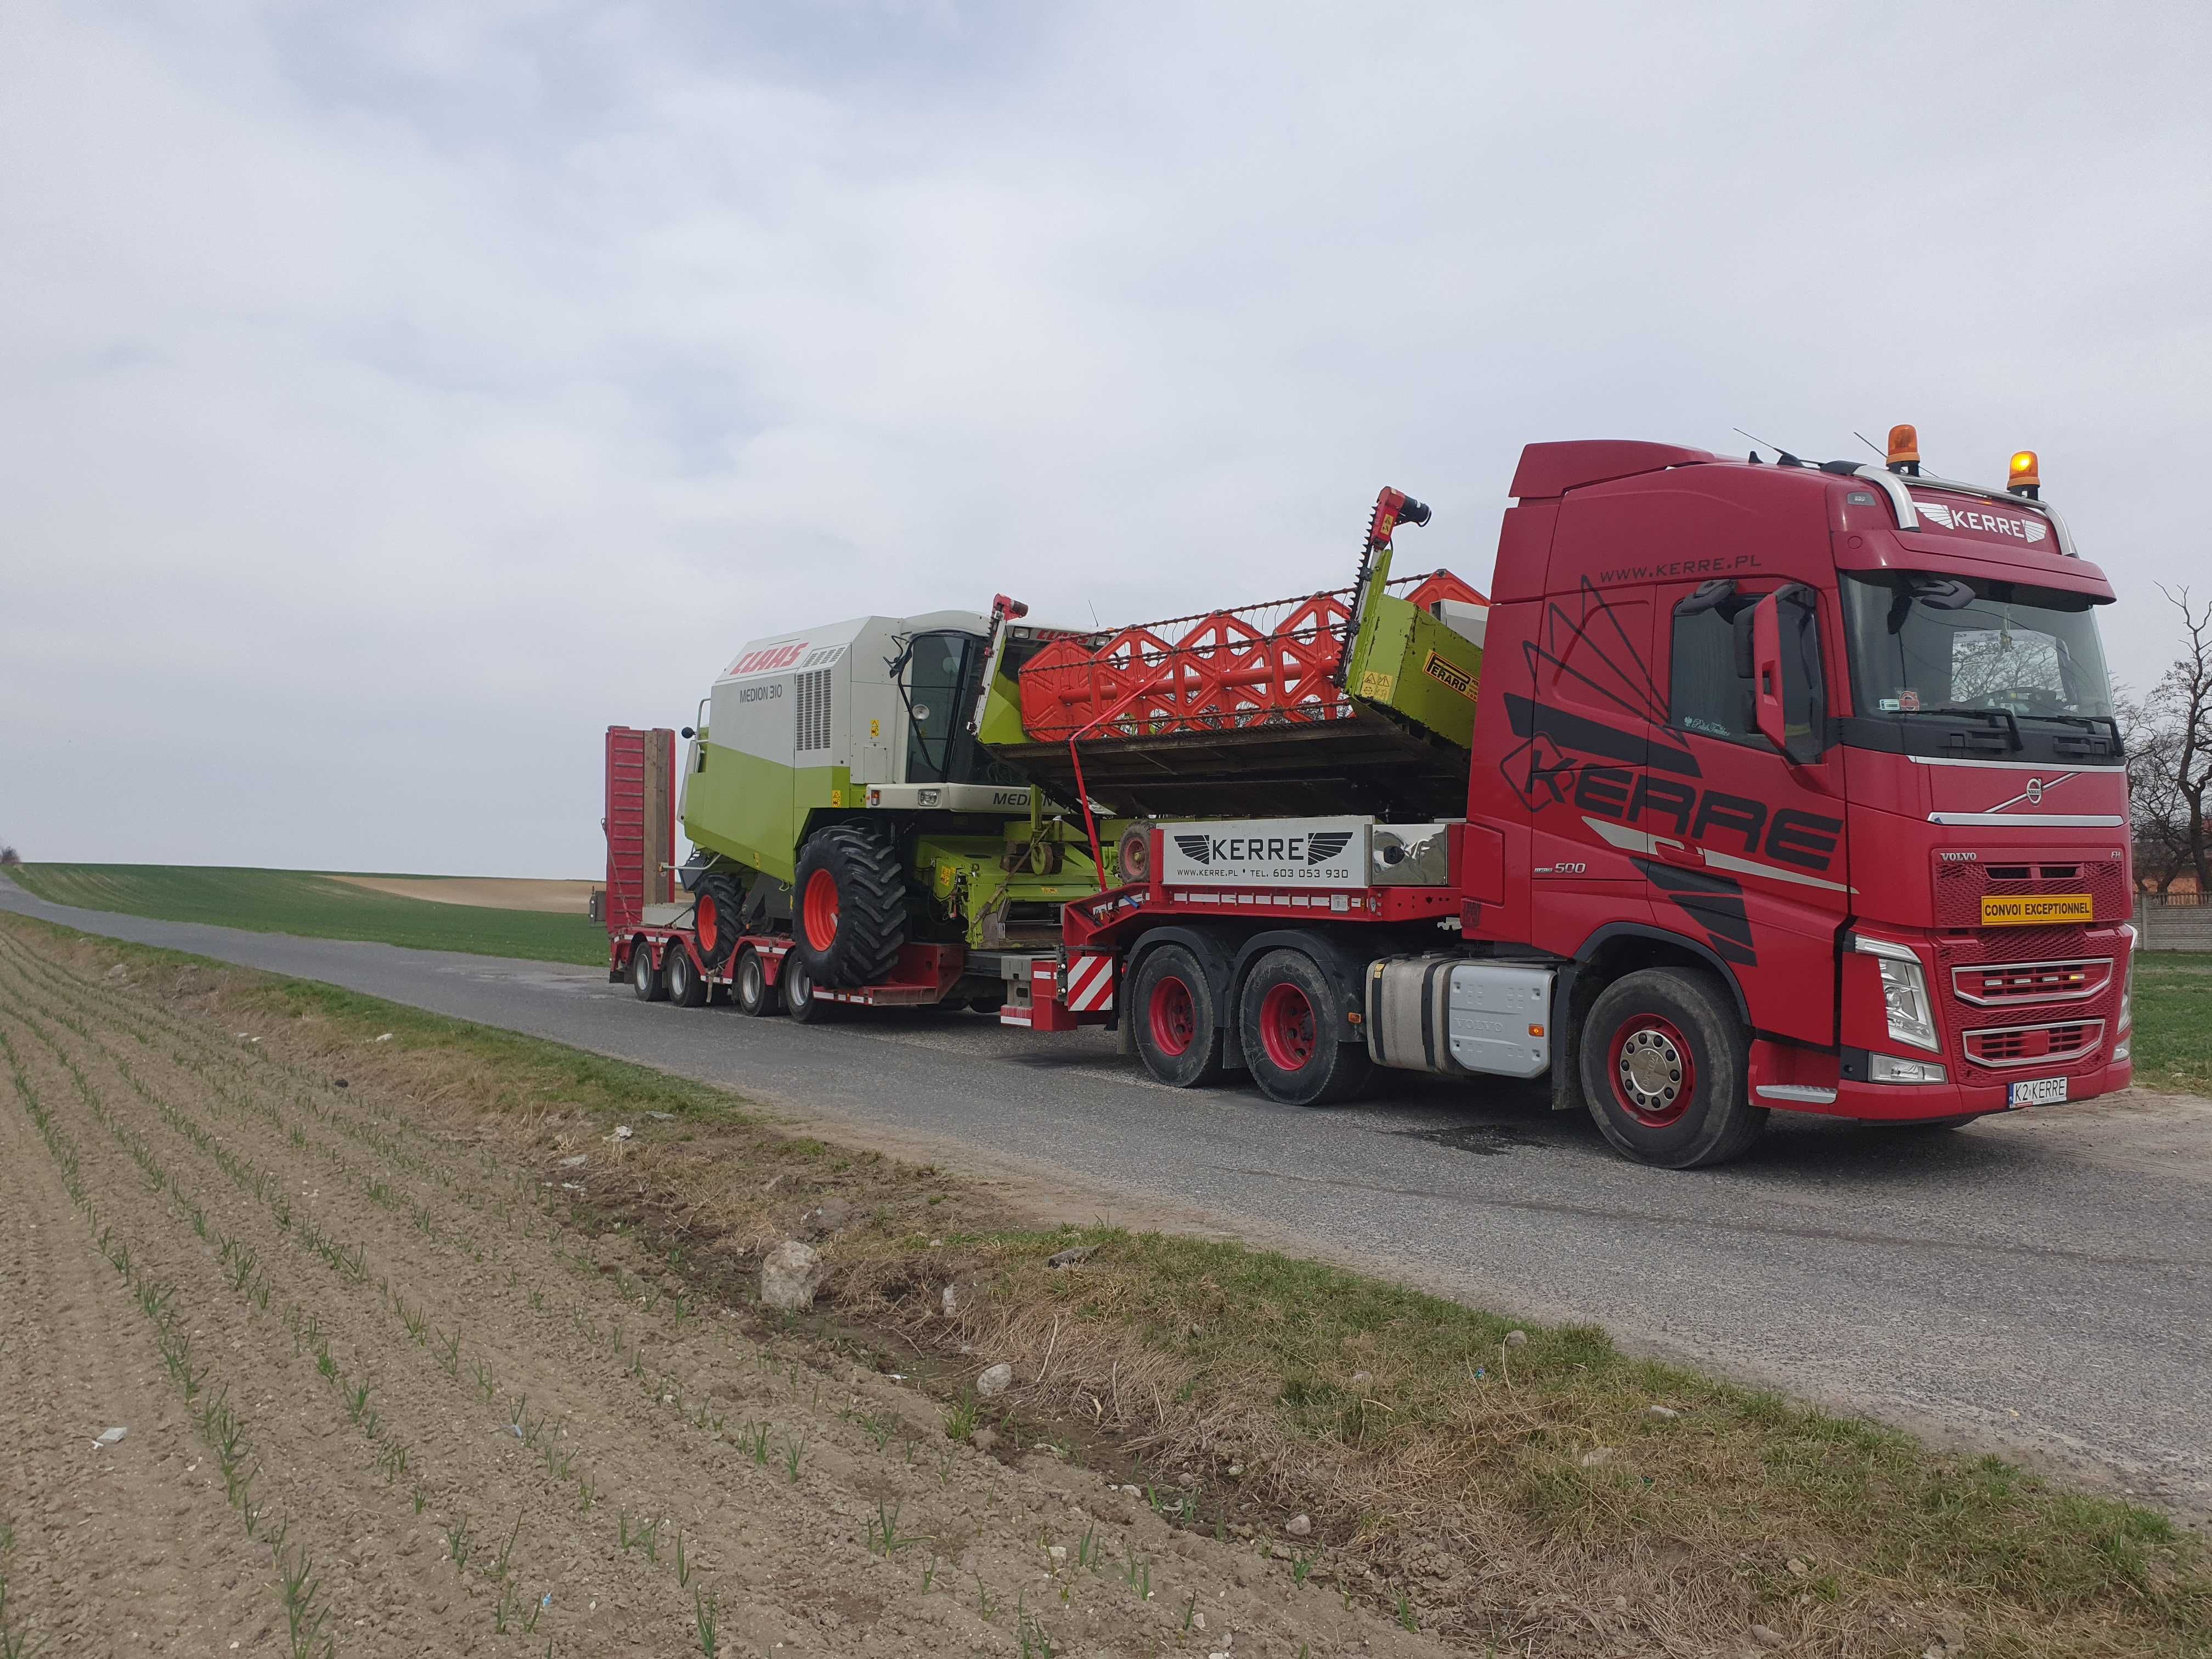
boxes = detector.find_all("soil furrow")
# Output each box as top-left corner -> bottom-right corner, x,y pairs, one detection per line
2,921 -> 1453,1658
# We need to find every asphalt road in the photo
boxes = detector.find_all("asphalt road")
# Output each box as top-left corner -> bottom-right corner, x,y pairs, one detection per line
5,879 -> 2207,1521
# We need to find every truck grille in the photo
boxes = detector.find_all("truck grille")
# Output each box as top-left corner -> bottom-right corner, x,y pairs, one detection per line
1950,957 -> 2112,1007
1931,855 -> 2126,927
1933,929 -> 2121,1082
1962,1020 -> 2104,1069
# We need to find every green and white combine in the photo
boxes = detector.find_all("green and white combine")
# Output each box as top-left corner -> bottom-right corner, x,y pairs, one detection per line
676,605 -> 1114,1012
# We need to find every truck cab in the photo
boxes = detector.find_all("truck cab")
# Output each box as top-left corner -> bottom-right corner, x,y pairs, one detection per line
1467,440 -> 2130,1158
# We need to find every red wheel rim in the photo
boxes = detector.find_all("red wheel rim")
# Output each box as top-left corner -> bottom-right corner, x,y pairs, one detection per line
697,895 -> 719,953
1148,974 -> 1196,1057
802,868 -> 840,951
1257,981 -> 1317,1071
1609,1014 -> 1695,1127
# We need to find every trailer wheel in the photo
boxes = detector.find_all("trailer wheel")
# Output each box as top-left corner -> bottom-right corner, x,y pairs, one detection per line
794,825 -> 906,988
782,953 -> 837,1024
629,940 -> 667,1002
664,942 -> 708,1008
733,946 -> 781,1018
1130,945 -> 1224,1088
1238,948 -> 1372,1107
1580,968 -> 1764,1168
692,872 -> 748,970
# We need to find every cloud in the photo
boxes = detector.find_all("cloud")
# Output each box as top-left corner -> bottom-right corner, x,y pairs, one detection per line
2,1 -> 2207,871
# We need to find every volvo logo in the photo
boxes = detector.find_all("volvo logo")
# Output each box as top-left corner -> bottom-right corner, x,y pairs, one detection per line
2025,777 -> 2044,804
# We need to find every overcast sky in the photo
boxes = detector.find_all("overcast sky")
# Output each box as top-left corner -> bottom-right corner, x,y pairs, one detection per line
3,2 -> 2207,876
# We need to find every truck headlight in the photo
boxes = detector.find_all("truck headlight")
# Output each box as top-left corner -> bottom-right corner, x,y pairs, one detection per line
2117,923 -> 2135,1035
1853,934 -> 1940,1053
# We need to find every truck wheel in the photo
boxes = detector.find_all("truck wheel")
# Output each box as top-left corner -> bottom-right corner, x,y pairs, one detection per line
733,946 -> 781,1018
1130,945 -> 1224,1088
783,953 -> 836,1024
692,872 -> 748,970
793,825 -> 905,989
664,943 -> 708,1008
1238,949 -> 1371,1107
1579,968 -> 1765,1169
629,941 -> 667,1002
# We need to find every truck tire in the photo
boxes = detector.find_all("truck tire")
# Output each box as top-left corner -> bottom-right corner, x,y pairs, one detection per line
782,953 -> 836,1024
1130,944 -> 1226,1088
793,825 -> 905,988
664,942 -> 708,1008
629,940 -> 667,1002
692,872 -> 748,970
1579,967 -> 1765,1169
733,946 -> 781,1018
1238,948 -> 1371,1107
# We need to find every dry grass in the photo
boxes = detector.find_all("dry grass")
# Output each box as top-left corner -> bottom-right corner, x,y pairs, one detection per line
12,912 -> 2208,1659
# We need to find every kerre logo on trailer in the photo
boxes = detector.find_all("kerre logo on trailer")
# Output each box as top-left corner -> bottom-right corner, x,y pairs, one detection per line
725,641 -> 810,676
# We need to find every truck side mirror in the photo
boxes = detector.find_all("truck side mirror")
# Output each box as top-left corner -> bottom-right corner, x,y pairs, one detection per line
1750,588 -> 1827,765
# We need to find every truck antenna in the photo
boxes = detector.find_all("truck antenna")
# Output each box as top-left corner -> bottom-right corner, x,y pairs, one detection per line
1733,427 -> 1807,467
1851,430 -> 1887,460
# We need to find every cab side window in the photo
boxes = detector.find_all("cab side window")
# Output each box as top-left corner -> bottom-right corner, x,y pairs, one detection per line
1669,591 -> 1756,741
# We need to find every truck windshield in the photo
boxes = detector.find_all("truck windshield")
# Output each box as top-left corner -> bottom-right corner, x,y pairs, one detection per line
1838,573 -> 2114,724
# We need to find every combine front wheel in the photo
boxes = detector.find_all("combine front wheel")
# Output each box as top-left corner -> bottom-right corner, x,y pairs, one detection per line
793,826 -> 906,988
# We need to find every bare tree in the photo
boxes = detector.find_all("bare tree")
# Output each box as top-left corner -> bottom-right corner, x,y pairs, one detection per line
2138,586 -> 2212,894
0,845 -> 19,867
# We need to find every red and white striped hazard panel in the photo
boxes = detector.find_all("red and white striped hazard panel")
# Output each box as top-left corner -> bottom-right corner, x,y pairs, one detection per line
1064,951 -> 1115,1012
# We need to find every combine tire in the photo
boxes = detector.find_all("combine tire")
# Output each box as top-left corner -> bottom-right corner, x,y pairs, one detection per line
692,871 -> 748,970
1579,967 -> 1765,1169
664,943 -> 708,1008
793,825 -> 905,988
1238,949 -> 1370,1107
733,946 -> 781,1017
1129,944 -> 1225,1088
629,941 -> 667,1002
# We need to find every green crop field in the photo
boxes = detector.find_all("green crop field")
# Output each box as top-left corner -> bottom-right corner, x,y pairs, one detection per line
2,864 -> 606,966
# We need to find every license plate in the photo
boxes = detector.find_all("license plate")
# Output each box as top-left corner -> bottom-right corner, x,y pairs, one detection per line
1982,893 -> 2092,926
2007,1075 -> 2069,1108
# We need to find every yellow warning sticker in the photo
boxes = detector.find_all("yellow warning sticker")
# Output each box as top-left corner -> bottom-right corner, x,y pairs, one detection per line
1357,670 -> 1396,700
1982,893 -> 2092,926
1421,650 -> 1476,699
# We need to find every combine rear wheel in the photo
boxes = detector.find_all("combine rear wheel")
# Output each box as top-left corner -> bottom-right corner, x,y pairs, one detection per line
692,872 -> 748,970
793,825 -> 905,988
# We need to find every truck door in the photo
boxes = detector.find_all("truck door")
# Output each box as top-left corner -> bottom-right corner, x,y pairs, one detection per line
1649,579 -> 1849,1046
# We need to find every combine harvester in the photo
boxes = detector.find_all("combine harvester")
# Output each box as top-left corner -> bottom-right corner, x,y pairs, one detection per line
608,431 -> 2136,1167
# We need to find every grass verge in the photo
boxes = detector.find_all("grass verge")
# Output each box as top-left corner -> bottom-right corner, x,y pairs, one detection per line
8,910 -> 2208,1657
2134,952 -> 2212,1097
4,863 -> 604,966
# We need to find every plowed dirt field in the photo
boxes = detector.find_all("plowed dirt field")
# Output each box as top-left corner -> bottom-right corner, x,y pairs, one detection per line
0,928 -> 1444,1658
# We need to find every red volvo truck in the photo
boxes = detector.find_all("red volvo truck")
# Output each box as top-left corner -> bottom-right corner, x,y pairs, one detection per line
608,431 -> 2134,1167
